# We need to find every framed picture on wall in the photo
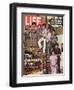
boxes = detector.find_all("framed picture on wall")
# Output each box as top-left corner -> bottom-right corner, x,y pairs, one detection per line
10,3 -> 72,87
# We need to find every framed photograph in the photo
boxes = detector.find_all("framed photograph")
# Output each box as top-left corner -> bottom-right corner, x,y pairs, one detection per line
10,3 -> 72,87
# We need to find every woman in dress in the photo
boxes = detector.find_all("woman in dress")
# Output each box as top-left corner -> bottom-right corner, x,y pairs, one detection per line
49,50 -> 58,74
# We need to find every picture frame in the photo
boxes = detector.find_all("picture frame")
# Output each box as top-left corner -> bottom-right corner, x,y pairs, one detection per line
10,3 -> 72,87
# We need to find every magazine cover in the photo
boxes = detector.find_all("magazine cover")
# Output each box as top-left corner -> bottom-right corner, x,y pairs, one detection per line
22,14 -> 63,75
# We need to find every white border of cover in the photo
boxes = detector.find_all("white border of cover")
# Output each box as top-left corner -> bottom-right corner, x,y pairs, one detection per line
16,7 -> 70,83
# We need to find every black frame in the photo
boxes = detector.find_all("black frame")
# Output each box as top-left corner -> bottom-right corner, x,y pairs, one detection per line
10,3 -> 72,87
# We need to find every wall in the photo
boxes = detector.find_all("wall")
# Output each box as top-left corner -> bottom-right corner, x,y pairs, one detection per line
0,0 -> 74,89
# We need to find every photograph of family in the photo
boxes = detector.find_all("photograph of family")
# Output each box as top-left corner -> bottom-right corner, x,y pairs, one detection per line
22,14 -> 63,75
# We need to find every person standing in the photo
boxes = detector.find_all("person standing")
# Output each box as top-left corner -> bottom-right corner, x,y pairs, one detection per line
49,50 -> 58,74
30,22 -> 38,48
46,27 -> 51,55
50,30 -> 58,48
54,43 -> 61,73
38,23 -> 48,53
37,24 -> 42,41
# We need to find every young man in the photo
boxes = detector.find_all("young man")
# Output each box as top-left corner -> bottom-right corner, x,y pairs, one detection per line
30,22 -> 38,48
37,24 -> 42,41
46,27 -> 51,55
54,43 -> 61,73
49,50 -> 58,74
38,23 -> 48,53
50,30 -> 58,48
